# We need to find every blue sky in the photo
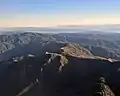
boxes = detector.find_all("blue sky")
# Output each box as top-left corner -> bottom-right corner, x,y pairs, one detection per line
1,0 -> 120,27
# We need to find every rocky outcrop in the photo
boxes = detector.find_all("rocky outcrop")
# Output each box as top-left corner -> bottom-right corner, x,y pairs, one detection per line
93,77 -> 115,96
60,43 -> 93,57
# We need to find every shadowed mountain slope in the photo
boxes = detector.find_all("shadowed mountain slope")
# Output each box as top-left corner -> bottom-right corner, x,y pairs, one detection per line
0,43 -> 118,96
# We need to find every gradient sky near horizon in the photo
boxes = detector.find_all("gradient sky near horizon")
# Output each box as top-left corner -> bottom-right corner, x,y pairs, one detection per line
1,0 -> 120,27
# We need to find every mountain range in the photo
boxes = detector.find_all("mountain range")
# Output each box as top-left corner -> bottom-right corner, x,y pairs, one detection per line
0,28 -> 120,96
0,31 -> 120,61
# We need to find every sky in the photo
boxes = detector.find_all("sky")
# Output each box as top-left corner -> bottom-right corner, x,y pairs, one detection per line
0,0 -> 120,27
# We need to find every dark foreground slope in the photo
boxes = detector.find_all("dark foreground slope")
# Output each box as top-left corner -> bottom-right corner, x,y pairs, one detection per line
0,43 -> 120,96
39,54 -> 120,96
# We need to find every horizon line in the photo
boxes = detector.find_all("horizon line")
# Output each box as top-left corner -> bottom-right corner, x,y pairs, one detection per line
1,24 -> 120,28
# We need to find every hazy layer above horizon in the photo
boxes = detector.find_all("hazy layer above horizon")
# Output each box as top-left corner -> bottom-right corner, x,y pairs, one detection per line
1,25 -> 120,33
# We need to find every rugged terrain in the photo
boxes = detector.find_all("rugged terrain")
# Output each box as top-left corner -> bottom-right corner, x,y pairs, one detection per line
0,42 -> 119,96
0,31 -> 120,96
0,32 -> 120,61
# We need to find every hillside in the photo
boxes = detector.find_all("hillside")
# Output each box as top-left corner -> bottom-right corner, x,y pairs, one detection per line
0,42 -> 120,96
0,32 -> 120,61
